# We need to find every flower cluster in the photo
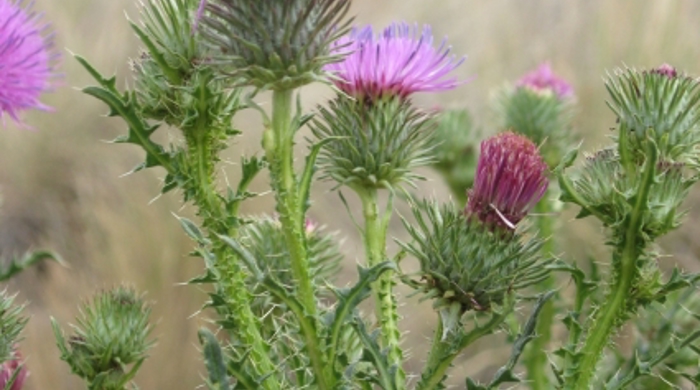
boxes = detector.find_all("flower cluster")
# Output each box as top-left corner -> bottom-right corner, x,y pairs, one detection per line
516,62 -> 573,100
466,132 -> 549,230
0,0 -> 58,125
325,22 -> 464,101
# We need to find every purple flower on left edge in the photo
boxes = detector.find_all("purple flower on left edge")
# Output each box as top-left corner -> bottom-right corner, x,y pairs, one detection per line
465,132 -> 549,231
0,350 -> 27,390
325,22 -> 466,101
0,0 -> 58,126
517,62 -> 573,100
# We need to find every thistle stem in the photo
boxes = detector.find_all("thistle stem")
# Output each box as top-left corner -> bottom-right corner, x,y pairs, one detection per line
568,139 -> 657,390
357,187 -> 405,387
525,198 -> 556,390
266,89 -> 330,389
190,132 -> 280,390
417,309 -> 508,390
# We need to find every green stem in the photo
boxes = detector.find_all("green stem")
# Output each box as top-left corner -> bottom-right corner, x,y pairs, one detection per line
190,133 -> 280,390
266,89 -> 329,389
525,198 -> 556,390
357,187 -> 405,387
568,138 -> 657,390
417,310 -> 508,390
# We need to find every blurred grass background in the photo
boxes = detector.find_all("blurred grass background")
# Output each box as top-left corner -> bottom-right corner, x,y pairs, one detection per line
2,1 -> 700,388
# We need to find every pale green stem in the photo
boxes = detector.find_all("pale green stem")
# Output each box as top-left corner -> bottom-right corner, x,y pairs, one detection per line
567,139 -> 657,390
191,131 -> 280,390
525,198 -> 556,390
266,89 -> 330,389
416,310 -> 507,390
356,187 -> 405,387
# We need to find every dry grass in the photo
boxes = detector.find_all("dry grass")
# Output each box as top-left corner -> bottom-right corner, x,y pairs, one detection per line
1,1 -> 699,388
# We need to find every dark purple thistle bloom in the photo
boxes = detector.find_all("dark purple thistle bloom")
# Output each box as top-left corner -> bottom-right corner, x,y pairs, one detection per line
466,132 -> 549,230
0,350 -> 27,390
0,0 -> 57,126
325,22 -> 465,100
516,62 -> 573,100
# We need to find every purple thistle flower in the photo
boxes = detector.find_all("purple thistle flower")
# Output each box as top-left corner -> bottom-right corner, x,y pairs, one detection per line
0,349 -> 27,390
516,62 -> 573,100
0,0 -> 57,126
466,132 -> 549,230
651,63 -> 677,78
325,22 -> 465,101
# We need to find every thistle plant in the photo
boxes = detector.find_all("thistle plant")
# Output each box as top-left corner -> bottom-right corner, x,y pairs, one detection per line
10,0 -> 695,388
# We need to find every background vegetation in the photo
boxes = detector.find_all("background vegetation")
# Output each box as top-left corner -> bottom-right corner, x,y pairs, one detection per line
2,1 -> 699,388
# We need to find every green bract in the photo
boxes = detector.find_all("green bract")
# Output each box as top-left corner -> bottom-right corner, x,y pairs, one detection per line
605,67 -> 700,166
198,0 -> 351,90
399,200 -> 549,313
311,94 -> 435,190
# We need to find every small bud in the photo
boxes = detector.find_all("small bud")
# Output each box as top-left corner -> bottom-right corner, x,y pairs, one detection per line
650,63 -> 677,78
500,63 -> 576,168
516,62 -> 573,100
326,22 -> 465,102
466,132 -> 549,231
0,349 -> 26,390
54,286 -> 153,386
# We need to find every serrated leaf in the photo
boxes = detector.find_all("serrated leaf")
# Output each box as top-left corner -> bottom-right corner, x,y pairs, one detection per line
198,328 -> 233,390
0,250 -> 64,282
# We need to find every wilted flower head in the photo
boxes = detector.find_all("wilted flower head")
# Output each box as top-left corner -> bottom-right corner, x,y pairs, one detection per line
517,62 -> 573,100
0,0 -> 57,125
0,349 -> 27,390
325,22 -> 465,101
466,132 -> 549,230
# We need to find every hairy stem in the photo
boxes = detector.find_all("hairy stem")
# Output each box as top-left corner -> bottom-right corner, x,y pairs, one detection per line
357,187 -> 405,387
265,89 -> 330,389
568,139 -> 656,390
190,132 -> 280,390
525,198 -> 556,390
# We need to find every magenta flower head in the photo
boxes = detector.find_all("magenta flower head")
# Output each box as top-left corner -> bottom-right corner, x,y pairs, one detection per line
517,62 -> 573,100
325,22 -> 465,101
0,349 -> 27,390
0,0 -> 57,126
466,132 -> 549,230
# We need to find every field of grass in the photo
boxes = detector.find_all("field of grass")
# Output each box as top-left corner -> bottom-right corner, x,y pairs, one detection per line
2,1 -> 700,388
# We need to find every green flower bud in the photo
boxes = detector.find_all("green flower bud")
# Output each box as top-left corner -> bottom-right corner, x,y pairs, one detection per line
0,291 -> 27,364
198,0 -> 352,90
53,286 -> 153,388
605,65 -> 700,166
240,216 -> 342,295
310,94 -> 435,190
399,200 -> 550,314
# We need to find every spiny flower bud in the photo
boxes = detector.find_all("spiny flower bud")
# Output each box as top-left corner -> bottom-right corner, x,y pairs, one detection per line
53,286 -> 153,387
325,22 -> 465,102
400,200 -> 549,314
0,0 -> 59,126
197,0 -> 352,90
500,62 -> 575,168
0,349 -> 26,390
516,62 -> 573,100
605,65 -> 700,165
311,94 -> 434,190
466,132 -> 549,230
